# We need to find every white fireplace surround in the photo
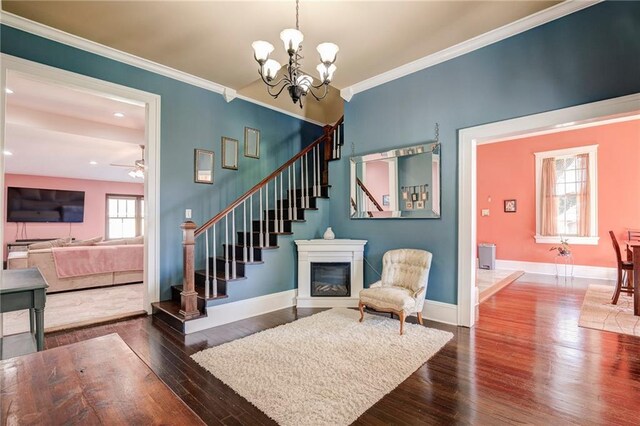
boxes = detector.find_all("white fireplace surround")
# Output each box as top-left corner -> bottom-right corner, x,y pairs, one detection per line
295,239 -> 367,308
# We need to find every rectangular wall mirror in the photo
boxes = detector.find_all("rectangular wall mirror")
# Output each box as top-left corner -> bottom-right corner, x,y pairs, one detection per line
194,149 -> 214,184
244,127 -> 260,159
222,137 -> 238,170
350,142 -> 441,219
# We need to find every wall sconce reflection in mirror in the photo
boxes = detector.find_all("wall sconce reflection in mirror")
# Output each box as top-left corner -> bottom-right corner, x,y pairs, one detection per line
194,149 -> 214,184
350,141 -> 440,219
244,127 -> 260,159
222,136 -> 239,170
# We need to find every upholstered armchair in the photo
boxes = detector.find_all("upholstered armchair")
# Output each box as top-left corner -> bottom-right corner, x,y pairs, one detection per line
358,249 -> 433,335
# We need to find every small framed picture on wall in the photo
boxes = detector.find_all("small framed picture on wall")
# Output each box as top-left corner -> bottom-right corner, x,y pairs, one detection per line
504,199 -> 517,213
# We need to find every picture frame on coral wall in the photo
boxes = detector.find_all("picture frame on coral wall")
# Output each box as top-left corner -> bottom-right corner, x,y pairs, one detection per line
504,199 -> 517,213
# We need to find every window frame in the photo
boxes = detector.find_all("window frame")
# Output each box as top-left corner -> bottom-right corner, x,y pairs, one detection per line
105,193 -> 144,240
534,144 -> 599,245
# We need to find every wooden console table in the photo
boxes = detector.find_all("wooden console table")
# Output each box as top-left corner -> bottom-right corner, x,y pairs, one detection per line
0,268 -> 48,359
0,334 -> 204,424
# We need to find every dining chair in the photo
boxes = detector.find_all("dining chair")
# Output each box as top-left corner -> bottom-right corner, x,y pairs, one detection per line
609,231 -> 634,305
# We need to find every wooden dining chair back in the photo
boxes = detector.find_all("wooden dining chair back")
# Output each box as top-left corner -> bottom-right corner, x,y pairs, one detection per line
628,229 -> 640,241
609,230 -> 634,305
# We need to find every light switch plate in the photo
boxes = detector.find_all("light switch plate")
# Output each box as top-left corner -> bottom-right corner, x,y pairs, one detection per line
481,209 -> 490,217
185,209 -> 192,219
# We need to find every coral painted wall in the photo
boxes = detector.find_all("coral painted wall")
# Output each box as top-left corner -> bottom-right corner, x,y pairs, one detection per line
4,174 -> 144,255
477,120 -> 640,267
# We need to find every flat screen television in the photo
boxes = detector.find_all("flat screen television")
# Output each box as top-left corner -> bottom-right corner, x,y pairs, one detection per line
6,187 -> 85,223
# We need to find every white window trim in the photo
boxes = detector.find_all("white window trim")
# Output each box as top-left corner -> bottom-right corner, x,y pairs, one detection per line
534,144 -> 598,245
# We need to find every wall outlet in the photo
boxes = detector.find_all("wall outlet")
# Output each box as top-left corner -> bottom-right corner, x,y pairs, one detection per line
185,209 -> 192,219
481,209 -> 490,217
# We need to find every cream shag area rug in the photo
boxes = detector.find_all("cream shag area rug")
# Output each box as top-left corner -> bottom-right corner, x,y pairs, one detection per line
191,308 -> 453,426
579,284 -> 640,336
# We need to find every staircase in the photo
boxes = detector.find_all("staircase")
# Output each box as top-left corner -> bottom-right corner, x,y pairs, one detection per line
152,117 -> 344,332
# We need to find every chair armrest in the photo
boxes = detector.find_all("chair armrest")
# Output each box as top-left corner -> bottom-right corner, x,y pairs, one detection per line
369,281 -> 382,288
413,286 -> 426,299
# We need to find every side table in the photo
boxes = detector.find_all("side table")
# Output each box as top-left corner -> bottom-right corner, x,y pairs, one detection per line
554,253 -> 574,279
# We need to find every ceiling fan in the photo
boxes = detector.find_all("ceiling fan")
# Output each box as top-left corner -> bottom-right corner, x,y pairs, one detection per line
110,145 -> 145,179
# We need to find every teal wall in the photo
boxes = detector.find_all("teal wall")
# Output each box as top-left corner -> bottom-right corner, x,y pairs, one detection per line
330,1 -> 640,304
0,25 -> 324,301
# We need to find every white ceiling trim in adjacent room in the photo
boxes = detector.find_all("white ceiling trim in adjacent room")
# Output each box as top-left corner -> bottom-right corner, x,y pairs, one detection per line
339,0 -> 601,101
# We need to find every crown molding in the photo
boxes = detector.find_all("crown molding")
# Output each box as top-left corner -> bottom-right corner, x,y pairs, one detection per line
0,11 -> 326,125
340,0 -> 602,101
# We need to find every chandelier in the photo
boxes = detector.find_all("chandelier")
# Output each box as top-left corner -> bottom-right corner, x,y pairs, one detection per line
251,0 -> 339,108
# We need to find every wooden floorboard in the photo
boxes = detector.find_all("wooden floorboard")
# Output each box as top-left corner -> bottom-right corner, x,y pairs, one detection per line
41,279 -> 640,425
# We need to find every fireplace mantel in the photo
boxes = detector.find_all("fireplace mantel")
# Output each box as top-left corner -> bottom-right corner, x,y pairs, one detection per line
295,239 -> 367,308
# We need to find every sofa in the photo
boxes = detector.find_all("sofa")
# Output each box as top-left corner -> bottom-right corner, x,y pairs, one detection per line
8,236 -> 144,293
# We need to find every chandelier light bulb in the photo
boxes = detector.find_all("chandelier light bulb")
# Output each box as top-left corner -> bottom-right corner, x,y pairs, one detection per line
263,59 -> 282,81
316,42 -> 339,65
280,28 -> 304,53
296,74 -> 313,93
316,64 -> 337,84
251,40 -> 274,64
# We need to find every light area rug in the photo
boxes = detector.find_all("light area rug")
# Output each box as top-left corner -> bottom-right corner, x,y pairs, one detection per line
578,284 -> 640,336
191,308 -> 453,426
1,283 -> 144,335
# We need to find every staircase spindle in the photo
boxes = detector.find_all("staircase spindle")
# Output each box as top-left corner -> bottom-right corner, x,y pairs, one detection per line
300,157 -> 305,209
232,208 -> 237,278
333,128 -> 338,159
288,165 -> 292,220
265,182 -> 270,247
280,171 -> 284,231
249,194 -> 254,262
205,228 -> 210,299
213,222 -> 217,296
312,145 -> 318,197
259,187 -> 264,247
293,161 -> 298,220
243,199 -> 247,263
273,175 -> 279,233
225,214 -> 229,280
304,153 -> 310,208
316,144 -> 321,196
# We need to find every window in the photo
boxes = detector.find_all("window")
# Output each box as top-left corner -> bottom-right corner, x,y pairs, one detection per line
535,145 -> 598,245
106,194 -> 144,239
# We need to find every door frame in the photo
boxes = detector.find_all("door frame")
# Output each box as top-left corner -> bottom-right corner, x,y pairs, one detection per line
457,93 -> 640,327
1,54 -> 162,313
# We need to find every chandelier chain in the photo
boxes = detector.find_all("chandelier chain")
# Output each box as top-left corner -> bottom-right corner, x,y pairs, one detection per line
296,0 -> 299,30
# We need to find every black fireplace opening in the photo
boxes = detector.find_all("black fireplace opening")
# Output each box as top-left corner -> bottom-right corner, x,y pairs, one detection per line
310,262 -> 351,297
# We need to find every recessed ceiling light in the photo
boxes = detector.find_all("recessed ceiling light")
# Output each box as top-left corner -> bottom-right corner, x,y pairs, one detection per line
113,112 -> 125,118
89,161 -> 98,165
5,88 -> 13,94
3,150 -> 13,156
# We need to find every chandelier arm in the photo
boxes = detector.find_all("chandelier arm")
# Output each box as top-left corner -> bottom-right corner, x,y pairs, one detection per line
308,84 -> 330,101
267,82 -> 291,99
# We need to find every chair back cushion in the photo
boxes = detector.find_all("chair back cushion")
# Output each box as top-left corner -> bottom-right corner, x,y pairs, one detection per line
381,249 -> 432,294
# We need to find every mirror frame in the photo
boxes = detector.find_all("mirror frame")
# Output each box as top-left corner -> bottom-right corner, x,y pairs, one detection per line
244,127 -> 260,159
221,136 -> 239,170
350,141 -> 441,219
194,149 -> 214,184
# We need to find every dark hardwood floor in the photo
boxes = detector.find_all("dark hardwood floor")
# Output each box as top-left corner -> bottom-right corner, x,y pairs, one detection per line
44,277 -> 640,425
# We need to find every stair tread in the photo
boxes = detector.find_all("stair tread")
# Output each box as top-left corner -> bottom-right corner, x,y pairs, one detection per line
151,300 -> 205,322
195,269 -> 248,281
212,256 -> 264,265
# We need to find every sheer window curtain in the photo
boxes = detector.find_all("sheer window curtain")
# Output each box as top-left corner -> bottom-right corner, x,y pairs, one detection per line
576,153 -> 590,236
541,158 -> 557,236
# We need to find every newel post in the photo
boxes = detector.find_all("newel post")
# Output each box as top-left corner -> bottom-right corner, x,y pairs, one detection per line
180,220 -> 200,319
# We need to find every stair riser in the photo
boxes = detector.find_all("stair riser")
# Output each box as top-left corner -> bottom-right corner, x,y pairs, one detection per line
274,197 -> 317,209
212,257 -> 246,276
265,209 -> 306,221
252,220 -> 293,233
237,232 -> 278,247
171,284 -> 228,308
151,305 -> 186,333
222,244 -> 263,261
288,186 -> 329,198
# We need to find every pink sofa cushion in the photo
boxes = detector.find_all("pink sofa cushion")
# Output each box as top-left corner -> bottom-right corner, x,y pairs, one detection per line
51,244 -> 143,278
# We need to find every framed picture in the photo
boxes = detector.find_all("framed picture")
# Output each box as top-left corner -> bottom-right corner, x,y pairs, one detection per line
415,200 -> 425,209
405,201 -> 413,210
222,137 -> 238,170
504,199 -> 517,213
244,127 -> 260,159
382,194 -> 389,206
194,149 -> 214,184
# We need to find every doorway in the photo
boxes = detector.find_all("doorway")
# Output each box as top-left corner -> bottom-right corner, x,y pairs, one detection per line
1,54 -> 161,330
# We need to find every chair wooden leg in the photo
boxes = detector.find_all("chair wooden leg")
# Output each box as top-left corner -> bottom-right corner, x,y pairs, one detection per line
612,267 -> 622,305
417,312 -> 423,326
358,301 -> 365,322
399,311 -> 405,335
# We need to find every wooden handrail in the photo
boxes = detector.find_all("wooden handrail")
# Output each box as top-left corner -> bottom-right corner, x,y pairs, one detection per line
356,177 -> 383,212
194,118 -> 343,237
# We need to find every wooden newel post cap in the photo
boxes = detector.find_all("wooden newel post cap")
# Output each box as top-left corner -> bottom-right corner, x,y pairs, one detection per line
180,220 -> 197,230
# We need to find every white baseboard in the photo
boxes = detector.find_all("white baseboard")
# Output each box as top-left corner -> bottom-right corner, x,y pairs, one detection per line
422,300 -> 458,326
185,289 -> 297,334
495,259 -> 616,281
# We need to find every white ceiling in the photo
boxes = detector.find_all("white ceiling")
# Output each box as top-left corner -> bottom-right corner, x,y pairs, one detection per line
4,73 -> 146,182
